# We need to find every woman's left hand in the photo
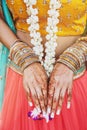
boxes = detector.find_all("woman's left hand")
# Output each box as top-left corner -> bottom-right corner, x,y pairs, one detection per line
47,63 -> 74,118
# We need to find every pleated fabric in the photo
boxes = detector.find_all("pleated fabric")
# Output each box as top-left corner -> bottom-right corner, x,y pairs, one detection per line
0,0 -> 16,111
1,68 -> 87,130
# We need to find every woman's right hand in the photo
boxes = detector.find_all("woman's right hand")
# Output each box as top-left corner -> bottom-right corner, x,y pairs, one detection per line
23,62 -> 48,115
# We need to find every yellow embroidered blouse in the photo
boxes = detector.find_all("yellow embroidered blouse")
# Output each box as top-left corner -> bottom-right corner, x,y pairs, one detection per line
6,0 -> 87,36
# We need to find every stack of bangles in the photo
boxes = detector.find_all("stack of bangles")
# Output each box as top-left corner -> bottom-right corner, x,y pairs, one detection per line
9,39 -> 40,73
57,37 -> 87,72
9,37 -> 87,74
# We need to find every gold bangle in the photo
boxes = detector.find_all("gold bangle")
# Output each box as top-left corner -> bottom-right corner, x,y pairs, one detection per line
77,37 -> 87,43
12,46 -> 30,60
18,53 -> 37,66
57,59 -> 76,72
9,41 -> 40,72
10,43 -> 28,59
21,57 -> 40,72
64,47 -> 85,66
62,52 -> 80,67
10,39 -> 21,48
59,56 -> 78,69
14,48 -> 33,62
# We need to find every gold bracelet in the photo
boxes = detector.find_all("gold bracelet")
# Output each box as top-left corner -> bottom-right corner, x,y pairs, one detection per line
21,56 -> 40,72
61,53 -> 80,68
77,37 -> 87,43
18,54 -> 37,66
58,56 -> 78,69
64,47 -> 85,66
57,59 -> 76,72
57,37 -> 87,72
59,55 -> 79,68
10,43 -> 28,59
10,39 -> 21,48
9,41 -> 40,73
63,52 -> 80,66
14,48 -> 33,63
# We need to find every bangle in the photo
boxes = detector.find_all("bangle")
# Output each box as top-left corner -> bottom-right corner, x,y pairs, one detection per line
10,39 -> 22,48
64,47 -> 85,66
59,53 -> 80,69
18,53 -> 37,66
59,55 -> 78,69
21,56 -> 39,71
9,41 -> 40,72
57,36 -> 87,72
57,58 -> 76,72
57,47 -> 85,72
63,52 -> 80,66
77,37 -> 87,43
11,44 -> 28,60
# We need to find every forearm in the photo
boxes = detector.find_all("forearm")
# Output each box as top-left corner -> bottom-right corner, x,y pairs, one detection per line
0,17 -> 18,49
0,17 -> 40,72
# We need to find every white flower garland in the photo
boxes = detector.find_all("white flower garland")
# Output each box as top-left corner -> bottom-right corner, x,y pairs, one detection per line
24,0 -> 61,76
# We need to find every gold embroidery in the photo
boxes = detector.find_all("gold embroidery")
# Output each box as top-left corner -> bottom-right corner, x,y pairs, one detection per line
6,0 -> 87,36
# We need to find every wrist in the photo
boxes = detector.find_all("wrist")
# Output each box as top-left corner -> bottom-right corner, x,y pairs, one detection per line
10,39 -> 22,48
55,62 -> 74,74
24,62 -> 41,71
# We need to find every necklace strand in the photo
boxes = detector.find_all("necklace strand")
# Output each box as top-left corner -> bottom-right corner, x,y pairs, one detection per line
24,0 -> 61,76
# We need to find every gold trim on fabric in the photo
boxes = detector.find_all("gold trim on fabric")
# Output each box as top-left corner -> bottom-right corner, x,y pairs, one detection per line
73,67 -> 86,80
8,61 -> 86,80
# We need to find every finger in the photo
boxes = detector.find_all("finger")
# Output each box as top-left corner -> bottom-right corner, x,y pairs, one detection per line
34,72 -> 48,107
50,88 -> 60,118
56,87 -> 66,115
37,76 -> 47,106
29,75 -> 46,116
23,80 -> 29,93
35,85 -> 46,115
26,91 -> 33,107
29,84 -> 41,115
23,81 -> 33,106
47,84 -> 55,114
34,69 -> 47,91
67,87 -> 72,109
41,86 -> 47,106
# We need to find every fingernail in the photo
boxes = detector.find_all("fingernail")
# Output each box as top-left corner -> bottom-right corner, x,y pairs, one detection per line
50,112 -> 54,118
46,115 -> 49,123
47,108 -> 51,114
67,102 -> 71,109
43,111 -> 46,116
56,109 -> 60,115
28,102 -> 33,107
37,107 -> 41,113
43,112 -> 49,123
31,108 -> 39,117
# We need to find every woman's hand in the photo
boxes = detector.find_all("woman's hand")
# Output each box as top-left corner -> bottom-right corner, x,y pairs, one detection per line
23,62 -> 48,115
47,63 -> 74,118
